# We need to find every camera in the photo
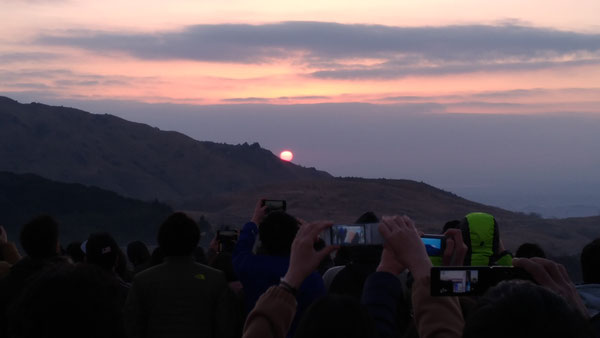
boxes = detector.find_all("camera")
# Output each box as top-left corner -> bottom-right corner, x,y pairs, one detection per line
216,230 -> 239,253
430,266 -> 533,296
262,199 -> 287,213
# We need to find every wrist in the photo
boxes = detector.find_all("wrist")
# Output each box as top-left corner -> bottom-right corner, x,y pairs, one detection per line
282,270 -> 304,289
279,278 -> 298,296
409,258 -> 432,280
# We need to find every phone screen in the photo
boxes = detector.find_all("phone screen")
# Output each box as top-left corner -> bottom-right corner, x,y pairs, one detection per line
421,235 -> 445,257
431,266 -> 532,296
439,269 -> 481,294
330,225 -> 367,245
263,200 -> 286,212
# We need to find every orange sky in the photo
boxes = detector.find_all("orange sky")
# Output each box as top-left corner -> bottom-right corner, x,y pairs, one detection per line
1,0 -> 599,112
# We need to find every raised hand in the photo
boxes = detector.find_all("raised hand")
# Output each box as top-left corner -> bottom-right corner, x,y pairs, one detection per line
513,257 -> 589,318
282,221 -> 339,289
378,215 -> 431,279
442,228 -> 468,266
251,199 -> 269,225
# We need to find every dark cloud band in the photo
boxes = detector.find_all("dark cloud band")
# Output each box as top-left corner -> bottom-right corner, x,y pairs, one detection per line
36,21 -> 600,78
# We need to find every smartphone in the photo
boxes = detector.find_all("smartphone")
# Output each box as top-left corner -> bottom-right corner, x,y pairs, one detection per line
330,224 -> 367,245
430,266 -> 533,296
262,199 -> 287,212
216,230 -> 239,253
421,234 -> 446,257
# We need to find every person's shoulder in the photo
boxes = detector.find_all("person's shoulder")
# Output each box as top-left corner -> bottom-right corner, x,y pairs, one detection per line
192,262 -> 227,277
132,262 -> 166,281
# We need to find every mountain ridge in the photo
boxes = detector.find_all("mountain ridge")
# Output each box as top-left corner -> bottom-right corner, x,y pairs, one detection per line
1,96 -> 597,256
0,96 -> 330,207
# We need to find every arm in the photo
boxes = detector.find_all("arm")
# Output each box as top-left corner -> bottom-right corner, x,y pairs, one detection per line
242,220 -> 338,338
378,215 -> 464,338
232,221 -> 259,275
242,286 -> 297,338
232,199 -> 268,274
412,275 -> 464,338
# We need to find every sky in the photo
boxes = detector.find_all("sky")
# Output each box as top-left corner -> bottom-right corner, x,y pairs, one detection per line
1,0 -> 600,217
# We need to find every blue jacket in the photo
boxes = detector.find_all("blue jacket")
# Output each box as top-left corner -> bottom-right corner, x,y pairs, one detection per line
232,221 -> 325,335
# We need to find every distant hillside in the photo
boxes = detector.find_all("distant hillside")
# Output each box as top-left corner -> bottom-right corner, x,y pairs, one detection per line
0,96 -> 330,207
0,171 -> 172,244
190,177 -> 599,256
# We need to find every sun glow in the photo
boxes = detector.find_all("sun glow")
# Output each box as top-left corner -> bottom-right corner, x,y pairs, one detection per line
280,150 -> 293,162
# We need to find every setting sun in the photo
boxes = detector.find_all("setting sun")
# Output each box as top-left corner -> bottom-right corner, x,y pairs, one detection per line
279,150 -> 293,162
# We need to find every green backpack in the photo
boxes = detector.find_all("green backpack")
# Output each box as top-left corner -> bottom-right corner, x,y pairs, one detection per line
460,212 -> 512,266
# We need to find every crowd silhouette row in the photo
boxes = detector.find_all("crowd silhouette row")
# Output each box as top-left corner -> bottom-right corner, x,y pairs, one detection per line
0,198 -> 599,338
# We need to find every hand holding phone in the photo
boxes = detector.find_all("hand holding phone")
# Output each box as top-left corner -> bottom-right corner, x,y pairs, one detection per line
261,199 -> 287,213
421,234 -> 446,257
330,224 -> 367,245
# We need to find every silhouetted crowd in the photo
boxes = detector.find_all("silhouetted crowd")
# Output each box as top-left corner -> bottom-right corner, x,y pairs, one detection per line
0,199 -> 599,338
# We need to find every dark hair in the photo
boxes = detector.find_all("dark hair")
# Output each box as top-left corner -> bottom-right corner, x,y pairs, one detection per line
294,294 -> 376,338
127,241 -> 150,267
20,215 -> 59,259
581,238 -> 600,284
463,281 -> 593,338
66,241 -> 86,263
259,211 -> 299,256
86,232 -> 119,271
158,212 -> 199,256
355,211 -> 378,224
442,220 -> 461,233
8,263 -> 126,338
515,243 -> 546,259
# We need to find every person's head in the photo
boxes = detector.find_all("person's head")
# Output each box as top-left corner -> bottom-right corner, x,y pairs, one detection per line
294,294 -> 375,338
66,241 -> 85,263
463,281 -> 593,338
515,243 -> 546,259
442,220 -> 461,233
20,215 -> 59,259
581,238 -> 600,284
355,211 -> 378,224
259,211 -> 299,256
158,212 -> 199,257
126,240 -> 150,267
8,263 -> 126,338
85,232 -> 119,271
